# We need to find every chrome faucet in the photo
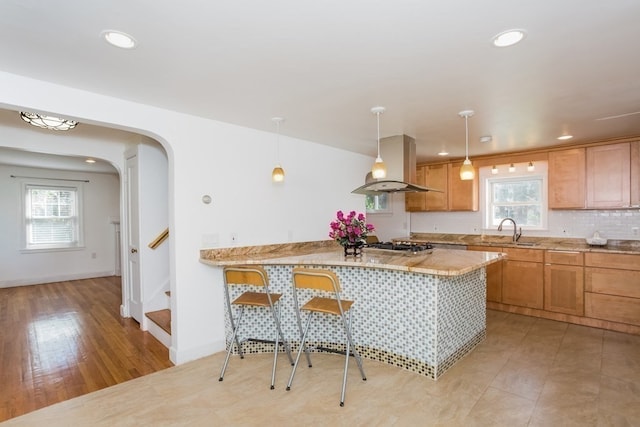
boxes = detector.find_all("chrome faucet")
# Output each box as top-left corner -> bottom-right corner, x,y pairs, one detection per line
498,217 -> 522,242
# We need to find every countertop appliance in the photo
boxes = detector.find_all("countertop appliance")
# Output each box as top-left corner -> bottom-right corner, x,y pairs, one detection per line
365,241 -> 434,253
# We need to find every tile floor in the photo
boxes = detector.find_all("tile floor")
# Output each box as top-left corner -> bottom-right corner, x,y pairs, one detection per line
3,310 -> 639,426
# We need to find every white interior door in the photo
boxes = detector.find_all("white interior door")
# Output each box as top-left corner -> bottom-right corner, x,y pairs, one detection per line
126,154 -> 143,323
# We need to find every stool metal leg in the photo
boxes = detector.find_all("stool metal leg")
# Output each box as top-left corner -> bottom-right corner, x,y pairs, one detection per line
286,312 -> 314,391
218,307 -> 245,381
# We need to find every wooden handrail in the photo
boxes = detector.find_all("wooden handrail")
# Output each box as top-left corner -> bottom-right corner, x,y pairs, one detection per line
149,228 -> 169,249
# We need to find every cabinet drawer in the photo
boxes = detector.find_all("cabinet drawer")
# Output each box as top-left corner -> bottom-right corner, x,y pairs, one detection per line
585,292 -> 640,326
585,267 -> 640,298
502,247 -> 544,262
585,252 -> 640,271
545,250 -> 583,265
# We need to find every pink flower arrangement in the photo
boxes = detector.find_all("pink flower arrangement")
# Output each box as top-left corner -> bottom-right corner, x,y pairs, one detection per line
329,210 -> 375,246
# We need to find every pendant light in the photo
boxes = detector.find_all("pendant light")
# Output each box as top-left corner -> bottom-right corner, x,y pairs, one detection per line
458,110 -> 475,180
371,106 -> 387,179
271,117 -> 285,183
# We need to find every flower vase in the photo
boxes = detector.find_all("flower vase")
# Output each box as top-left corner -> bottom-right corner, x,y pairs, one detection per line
343,242 -> 363,257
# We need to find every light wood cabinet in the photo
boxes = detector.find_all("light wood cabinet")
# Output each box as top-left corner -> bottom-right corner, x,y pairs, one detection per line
501,247 -> 544,309
424,164 -> 448,211
548,148 -> 585,209
405,165 -> 426,211
407,162 -> 477,212
448,162 -> 478,211
584,252 -> 640,326
544,250 -> 584,316
630,140 -> 639,207
467,245 -> 502,302
586,142 -> 631,208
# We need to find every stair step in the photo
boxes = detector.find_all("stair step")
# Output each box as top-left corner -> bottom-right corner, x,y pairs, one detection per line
145,309 -> 171,335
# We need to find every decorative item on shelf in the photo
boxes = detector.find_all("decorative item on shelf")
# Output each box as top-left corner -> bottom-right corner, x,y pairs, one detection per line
370,106 -> 387,179
329,210 -> 375,257
20,112 -> 78,131
271,117 -> 285,183
458,110 -> 475,180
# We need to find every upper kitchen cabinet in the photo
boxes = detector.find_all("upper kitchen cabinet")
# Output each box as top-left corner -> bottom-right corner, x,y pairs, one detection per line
448,162 -> 478,211
406,162 -> 477,212
405,165 -> 427,211
548,148 -> 586,209
586,142 -> 633,208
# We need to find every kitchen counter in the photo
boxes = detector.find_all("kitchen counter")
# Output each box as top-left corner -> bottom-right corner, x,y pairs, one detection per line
200,240 -> 503,276
394,233 -> 640,255
201,241 -> 504,380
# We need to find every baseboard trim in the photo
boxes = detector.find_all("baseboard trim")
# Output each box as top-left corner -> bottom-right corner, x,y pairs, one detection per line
0,271 -> 118,288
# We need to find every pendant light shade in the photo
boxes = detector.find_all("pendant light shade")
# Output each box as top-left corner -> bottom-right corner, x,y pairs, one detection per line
271,117 -> 285,183
371,106 -> 387,179
458,110 -> 475,180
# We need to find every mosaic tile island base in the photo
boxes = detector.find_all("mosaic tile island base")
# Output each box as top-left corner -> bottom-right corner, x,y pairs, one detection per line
200,241 -> 504,380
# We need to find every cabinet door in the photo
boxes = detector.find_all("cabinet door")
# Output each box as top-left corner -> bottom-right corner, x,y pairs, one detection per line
424,164 -> 448,211
544,264 -> 584,315
548,149 -> 586,209
448,163 -> 478,211
502,260 -> 544,309
468,245 -> 502,302
630,141 -> 640,207
405,165 -> 427,211
586,143 -> 631,208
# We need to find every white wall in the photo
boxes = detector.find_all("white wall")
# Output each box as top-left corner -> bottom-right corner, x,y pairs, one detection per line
0,71 -> 373,365
0,165 -> 120,287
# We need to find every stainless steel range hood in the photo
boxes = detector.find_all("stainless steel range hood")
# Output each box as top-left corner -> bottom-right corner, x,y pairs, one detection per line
351,135 -> 443,195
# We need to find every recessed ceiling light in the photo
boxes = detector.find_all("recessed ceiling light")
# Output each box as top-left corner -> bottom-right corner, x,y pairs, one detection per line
493,29 -> 526,47
437,150 -> 449,156
557,135 -> 573,140
102,30 -> 137,49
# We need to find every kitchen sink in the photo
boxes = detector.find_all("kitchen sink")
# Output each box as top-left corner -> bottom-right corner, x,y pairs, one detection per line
513,242 -> 539,247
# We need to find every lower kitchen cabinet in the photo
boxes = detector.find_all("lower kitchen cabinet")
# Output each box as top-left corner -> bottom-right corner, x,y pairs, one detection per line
585,252 -> 640,326
501,248 -> 544,309
467,245 -> 502,302
544,250 -> 584,316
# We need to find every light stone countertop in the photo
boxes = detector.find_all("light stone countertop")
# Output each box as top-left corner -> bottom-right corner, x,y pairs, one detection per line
395,233 -> 640,255
200,241 -> 504,276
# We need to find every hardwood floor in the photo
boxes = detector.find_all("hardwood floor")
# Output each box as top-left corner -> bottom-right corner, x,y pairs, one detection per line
0,277 -> 173,422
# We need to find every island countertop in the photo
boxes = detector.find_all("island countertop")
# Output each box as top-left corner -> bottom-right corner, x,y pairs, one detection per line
200,241 -> 504,276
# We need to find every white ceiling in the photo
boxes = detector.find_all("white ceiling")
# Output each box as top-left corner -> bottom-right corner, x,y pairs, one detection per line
1,0 -> 639,165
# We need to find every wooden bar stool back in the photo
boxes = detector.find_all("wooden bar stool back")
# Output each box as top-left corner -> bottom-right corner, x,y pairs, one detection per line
286,267 -> 366,406
218,265 -> 293,389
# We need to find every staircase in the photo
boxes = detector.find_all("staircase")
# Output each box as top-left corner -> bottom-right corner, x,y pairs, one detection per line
145,291 -> 171,348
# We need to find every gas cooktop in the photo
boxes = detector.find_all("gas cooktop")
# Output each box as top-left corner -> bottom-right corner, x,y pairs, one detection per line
365,241 -> 434,253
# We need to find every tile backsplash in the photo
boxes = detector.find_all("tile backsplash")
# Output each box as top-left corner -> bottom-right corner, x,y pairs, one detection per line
410,209 -> 640,241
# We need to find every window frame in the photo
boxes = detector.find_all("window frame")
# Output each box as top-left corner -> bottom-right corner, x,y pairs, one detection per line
481,162 -> 548,231
21,180 -> 85,252
365,193 -> 393,214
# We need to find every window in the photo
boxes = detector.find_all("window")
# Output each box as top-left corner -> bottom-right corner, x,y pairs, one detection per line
23,183 -> 83,250
365,193 -> 391,214
482,162 -> 547,230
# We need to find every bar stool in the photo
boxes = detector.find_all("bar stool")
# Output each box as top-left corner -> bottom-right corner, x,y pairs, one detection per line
218,265 -> 293,389
286,267 -> 366,406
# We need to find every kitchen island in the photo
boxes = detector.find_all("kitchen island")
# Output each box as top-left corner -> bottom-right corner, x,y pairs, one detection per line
201,241 -> 504,379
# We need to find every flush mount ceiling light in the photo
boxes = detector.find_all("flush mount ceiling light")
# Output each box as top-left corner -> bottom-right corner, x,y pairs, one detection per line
437,150 -> 449,156
85,158 -> 96,164
102,30 -> 137,49
371,106 -> 387,179
557,134 -> 573,140
20,112 -> 78,131
271,117 -> 285,183
458,110 -> 475,180
493,29 -> 526,47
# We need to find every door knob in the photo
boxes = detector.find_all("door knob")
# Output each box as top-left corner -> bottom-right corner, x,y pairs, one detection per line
131,248 -> 138,253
